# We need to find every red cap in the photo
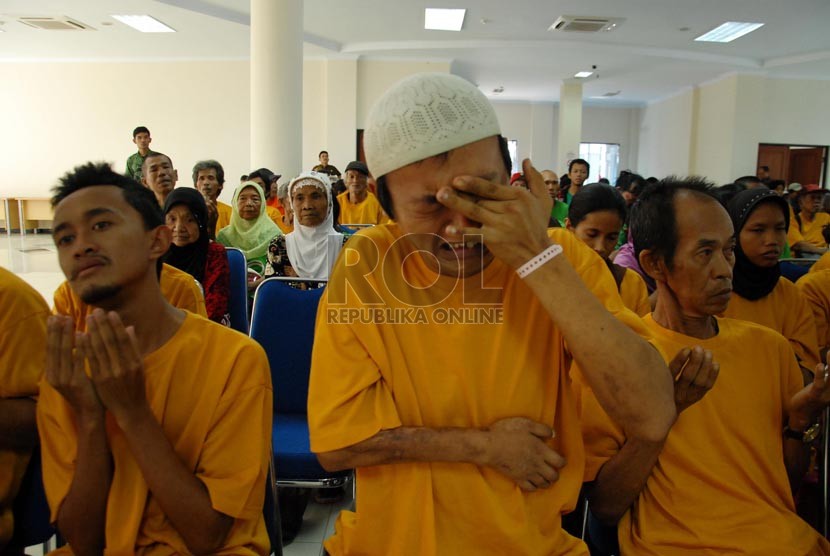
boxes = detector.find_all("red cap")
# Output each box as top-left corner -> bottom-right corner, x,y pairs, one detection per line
510,172 -> 524,185
800,184 -> 824,195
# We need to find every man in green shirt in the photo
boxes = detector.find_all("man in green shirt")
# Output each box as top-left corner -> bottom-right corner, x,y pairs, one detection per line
542,169 -> 568,226
125,126 -> 157,181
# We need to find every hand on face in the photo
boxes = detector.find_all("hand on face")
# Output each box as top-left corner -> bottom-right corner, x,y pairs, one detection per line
436,158 -> 553,270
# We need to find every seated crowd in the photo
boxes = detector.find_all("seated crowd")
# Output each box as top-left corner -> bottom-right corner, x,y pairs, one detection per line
2,72 -> 830,556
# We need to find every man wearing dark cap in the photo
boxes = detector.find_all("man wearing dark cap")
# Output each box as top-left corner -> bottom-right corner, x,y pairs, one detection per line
337,161 -> 389,225
125,126 -> 157,181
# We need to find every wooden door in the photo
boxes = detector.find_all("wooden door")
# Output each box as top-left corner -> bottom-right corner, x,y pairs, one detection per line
789,147 -> 826,186
356,130 -> 365,164
757,145 -> 790,182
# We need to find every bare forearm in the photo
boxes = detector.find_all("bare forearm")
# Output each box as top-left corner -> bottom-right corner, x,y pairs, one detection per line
0,398 -> 37,451
588,437 -> 665,525
524,255 -> 676,441
317,426 -> 489,471
793,241 -> 825,255
119,408 -> 232,555
59,414 -> 112,556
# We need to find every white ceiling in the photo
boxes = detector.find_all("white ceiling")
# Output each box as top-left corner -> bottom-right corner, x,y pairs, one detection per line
2,0 -> 829,105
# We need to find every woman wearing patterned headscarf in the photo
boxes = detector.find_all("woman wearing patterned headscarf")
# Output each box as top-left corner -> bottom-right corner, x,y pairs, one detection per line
722,187 -> 820,378
163,188 -> 230,324
216,181 -> 281,290
264,172 -> 347,285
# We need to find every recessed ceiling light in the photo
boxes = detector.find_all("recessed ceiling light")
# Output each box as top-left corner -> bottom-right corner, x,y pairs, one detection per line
425,8 -> 466,31
694,21 -> 763,43
574,71 -> 593,78
111,15 -> 175,33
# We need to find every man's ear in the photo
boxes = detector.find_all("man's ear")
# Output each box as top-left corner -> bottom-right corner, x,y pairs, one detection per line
173,169 -> 179,184
639,248 -> 667,283
148,224 -> 172,263
564,217 -> 574,231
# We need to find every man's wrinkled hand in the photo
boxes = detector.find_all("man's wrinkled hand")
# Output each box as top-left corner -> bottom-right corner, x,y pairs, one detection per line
484,417 -> 566,492
670,346 -> 719,413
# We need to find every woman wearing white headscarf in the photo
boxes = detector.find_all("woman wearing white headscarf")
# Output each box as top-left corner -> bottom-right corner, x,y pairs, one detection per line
264,172 -> 347,284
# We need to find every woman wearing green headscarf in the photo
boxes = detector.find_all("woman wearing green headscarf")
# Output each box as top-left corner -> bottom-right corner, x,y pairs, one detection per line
216,181 -> 281,291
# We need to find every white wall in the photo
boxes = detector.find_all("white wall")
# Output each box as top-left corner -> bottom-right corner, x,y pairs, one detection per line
760,78 -> 830,147
492,101 -> 640,177
637,90 -> 694,178
636,74 -> 830,184
0,60 -> 250,203
0,58 -> 452,201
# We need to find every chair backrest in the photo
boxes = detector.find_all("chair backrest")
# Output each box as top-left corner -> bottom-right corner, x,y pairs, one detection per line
249,277 -> 327,414
224,247 -> 249,333
10,446 -> 54,548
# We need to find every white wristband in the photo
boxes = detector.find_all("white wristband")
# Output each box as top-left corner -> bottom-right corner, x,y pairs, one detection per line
516,243 -> 563,279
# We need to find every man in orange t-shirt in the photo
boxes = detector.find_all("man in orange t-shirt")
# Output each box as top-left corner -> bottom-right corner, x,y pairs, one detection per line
0,269 -> 49,552
582,178 -> 830,555
308,73 -> 676,555
38,162 -> 272,555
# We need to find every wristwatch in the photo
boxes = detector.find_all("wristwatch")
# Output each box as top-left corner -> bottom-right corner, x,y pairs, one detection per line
784,422 -> 821,443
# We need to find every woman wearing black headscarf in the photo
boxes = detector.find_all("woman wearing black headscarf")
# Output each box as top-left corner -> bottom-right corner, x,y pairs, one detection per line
163,188 -> 231,325
723,188 -> 820,378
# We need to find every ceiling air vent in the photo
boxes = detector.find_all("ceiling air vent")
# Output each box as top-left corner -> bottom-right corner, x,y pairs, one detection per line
549,16 -> 624,33
17,16 -> 94,30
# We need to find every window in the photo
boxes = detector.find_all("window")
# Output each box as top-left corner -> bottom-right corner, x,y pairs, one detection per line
579,143 -> 620,184
507,140 -> 520,174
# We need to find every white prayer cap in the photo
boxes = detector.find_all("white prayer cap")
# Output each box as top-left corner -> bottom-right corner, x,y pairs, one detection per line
364,73 -> 501,179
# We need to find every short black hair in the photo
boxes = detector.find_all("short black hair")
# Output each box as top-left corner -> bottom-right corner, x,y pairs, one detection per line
568,158 -> 590,174
630,176 -> 719,270
712,182 -> 747,206
247,168 -> 275,185
51,162 -> 164,231
376,134 -> 513,220
319,150 -> 328,158
759,165 -> 770,172
734,175 -> 763,188
568,184 -> 627,227
192,160 -> 225,185
141,152 -> 172,177
133,126 -> 150,138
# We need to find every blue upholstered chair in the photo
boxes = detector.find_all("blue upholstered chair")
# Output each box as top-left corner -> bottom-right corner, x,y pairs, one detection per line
224,247 -> 250,333
249,277 -> 351,489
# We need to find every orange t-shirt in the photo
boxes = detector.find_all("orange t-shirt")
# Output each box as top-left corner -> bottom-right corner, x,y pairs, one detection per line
37,313 -> 273,555
336,191 -> 389,226
53,263 -> 207,329
309,225 -> 653,555
580,316 -> 828,555
788,204 -> 804,249
722,277 -> 820,371
797,269 -> 830,350
809,250 -> 830,273
216,201 -> 232,234
0,269 -> 49,546
619,268 -> 650,316
799,212 -> 830,249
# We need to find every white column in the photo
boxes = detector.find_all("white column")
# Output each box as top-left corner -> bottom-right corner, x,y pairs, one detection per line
325,58 -> 358,169
250,0 -> 303,177
557,81 -> 583,171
